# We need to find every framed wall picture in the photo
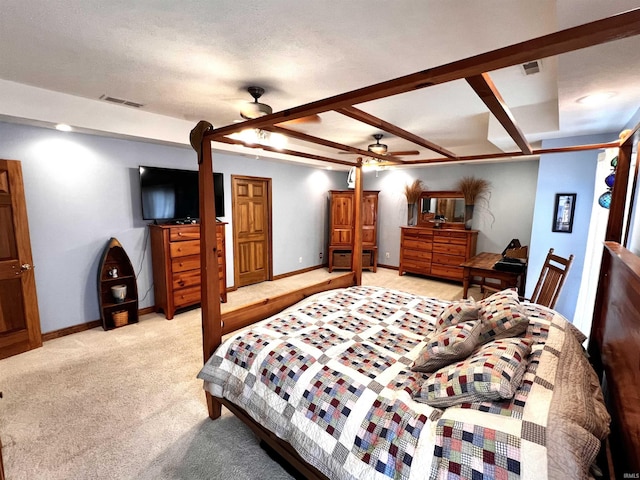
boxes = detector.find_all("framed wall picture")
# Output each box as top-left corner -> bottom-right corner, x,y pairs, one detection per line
552,193 -> 576,233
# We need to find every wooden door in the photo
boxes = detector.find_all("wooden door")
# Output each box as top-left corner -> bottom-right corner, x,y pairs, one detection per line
362,192 -> 378,246
330,191 -> 354,245
232,176 -> 271,287
0,160 -> 42,360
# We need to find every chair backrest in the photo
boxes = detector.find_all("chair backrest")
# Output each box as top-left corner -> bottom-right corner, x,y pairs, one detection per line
530,248 -> 574,309
505,246 -> 528,260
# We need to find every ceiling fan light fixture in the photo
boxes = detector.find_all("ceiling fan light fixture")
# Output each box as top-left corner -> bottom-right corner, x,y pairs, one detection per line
240,101 -> 272,119
368,144 -> 387,155
368,133 -> 388,155
230,128 -> 286,150
240,86 -> 274,119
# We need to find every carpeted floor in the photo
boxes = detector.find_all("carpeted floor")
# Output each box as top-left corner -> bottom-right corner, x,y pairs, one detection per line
0,268 -> 479,480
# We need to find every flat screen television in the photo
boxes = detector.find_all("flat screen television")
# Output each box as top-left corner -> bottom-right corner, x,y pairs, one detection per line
139,166 -> 224,221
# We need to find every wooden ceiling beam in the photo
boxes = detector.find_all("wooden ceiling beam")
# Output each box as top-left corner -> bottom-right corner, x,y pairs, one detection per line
466,73 -> 533,155
402,141 -> 620,165
214,136 -> 356,167
336,106 -> 458,159
267,125 -> 401,164
206,8 -> 640,141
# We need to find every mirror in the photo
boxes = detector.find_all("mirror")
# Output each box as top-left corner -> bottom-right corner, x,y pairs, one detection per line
418,191 -> 465,226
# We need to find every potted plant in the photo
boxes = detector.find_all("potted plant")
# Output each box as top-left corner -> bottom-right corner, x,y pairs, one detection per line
455,176 -> 490,229
404,179 -> 423,226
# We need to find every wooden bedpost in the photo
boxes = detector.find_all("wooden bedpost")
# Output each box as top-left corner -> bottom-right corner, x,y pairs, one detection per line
191,120 -> 223,419
605,139 -> 634,242
352,160 -> 363,286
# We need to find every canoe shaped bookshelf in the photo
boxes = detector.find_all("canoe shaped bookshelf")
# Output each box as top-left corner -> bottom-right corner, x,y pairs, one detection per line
98,237 -> 139,330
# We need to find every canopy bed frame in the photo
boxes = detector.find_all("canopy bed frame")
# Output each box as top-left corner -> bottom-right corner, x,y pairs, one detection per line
191,9 -> 640,478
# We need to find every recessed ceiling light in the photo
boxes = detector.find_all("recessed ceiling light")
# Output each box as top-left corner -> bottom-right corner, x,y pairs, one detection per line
55,123 -> 72,132
576,92 -> 616,105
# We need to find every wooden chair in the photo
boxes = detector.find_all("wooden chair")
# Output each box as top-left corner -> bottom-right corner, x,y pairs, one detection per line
528,248 -> 573,309
483,247 -> 573,309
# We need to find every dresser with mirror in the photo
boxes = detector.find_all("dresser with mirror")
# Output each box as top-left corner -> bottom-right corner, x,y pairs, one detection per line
400,191 -> 478,282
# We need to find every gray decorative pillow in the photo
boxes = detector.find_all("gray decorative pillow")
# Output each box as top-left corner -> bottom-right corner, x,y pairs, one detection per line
411,320 -> 481,373
477,288 -> 529,344
414,337 -> 533,408
434,299 -> 479,332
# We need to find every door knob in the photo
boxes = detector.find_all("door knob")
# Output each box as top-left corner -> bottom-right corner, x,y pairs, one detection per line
16,263 -> 33,274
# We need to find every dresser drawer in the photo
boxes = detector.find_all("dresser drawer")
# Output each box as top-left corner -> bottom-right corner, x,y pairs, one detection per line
432,243 -> 466,256
402,238 -> 433,251
402,248 -> 432,261
403,230 -> 433,240
172,269 -> 201,290
170,226 -> 199,242
433,234 -> 468,246
173,285 -> 201,308
172,255 -> 200,273
432,253 -> 466,266
170,239 -> 200,258
402,259 -> 431,274
434,230 -> 467,239
430,264 -> 463,279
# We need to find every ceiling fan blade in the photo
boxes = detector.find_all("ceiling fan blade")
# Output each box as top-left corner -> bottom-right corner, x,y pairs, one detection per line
388,150 -> 420,156
339,149 -> 420,156
278,114 -> 322,125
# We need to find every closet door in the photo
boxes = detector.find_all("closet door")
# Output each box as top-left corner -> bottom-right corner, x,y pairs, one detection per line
329,191 -> 354,245
362,192 -> 378,246
0,159 -> 42,360
232,175 -> 272,287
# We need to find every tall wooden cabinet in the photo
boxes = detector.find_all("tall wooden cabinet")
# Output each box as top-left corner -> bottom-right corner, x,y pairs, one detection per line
328,190 -> 379,272
399,226 -> 478,282
150,222 -> 226,320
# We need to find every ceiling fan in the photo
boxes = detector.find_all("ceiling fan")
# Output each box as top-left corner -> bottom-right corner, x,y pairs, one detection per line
239,86 -> 321,124
340,134 -> 420,156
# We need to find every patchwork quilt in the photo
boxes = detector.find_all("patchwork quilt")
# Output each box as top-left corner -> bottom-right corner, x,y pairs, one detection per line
198,286 -> 610,480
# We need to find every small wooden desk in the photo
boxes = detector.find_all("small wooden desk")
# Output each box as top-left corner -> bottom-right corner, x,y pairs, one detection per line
461,252 -> 526,299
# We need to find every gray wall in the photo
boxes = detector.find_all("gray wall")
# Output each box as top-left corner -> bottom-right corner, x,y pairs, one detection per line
363,161 -> 539,268
0,121 -> 343,333
529,133 -> 616,321
0,118 -> 609,333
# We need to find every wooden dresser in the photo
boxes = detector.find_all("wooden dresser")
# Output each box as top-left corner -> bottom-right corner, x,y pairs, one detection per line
150,222 -> 226,320
328,190 -> 379,272
399,226 -> 478,282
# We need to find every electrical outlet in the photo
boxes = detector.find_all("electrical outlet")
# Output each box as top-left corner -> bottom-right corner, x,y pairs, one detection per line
385,252 -> 390,259
299,256 -> 303,263
319,252 -> 323,259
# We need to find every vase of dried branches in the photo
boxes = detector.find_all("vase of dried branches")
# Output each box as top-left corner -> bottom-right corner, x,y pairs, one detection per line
404,179 -> 423,226
407,203 -> 417,226
455,176 -> 490,230
464,204 -> 475,230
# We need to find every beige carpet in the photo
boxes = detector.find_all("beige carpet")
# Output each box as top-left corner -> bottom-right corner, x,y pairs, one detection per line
0,268 -> 480,480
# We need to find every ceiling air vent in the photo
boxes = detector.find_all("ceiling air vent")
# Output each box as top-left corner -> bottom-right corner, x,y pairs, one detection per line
521,60 -> 541,76
99,94 -> 144,108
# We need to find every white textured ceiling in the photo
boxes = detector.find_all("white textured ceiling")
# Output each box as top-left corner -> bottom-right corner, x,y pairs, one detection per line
1,0 -> 639,164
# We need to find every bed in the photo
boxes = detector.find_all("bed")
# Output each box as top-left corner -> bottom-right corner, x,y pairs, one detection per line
198,286 -> 610,479
191,8 -> 640,480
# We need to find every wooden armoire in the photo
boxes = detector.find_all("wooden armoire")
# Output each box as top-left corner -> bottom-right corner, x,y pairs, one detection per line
328,190 -> 379,272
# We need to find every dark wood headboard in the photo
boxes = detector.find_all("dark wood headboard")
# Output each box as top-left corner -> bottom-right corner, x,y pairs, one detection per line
589,242 -> 640,475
